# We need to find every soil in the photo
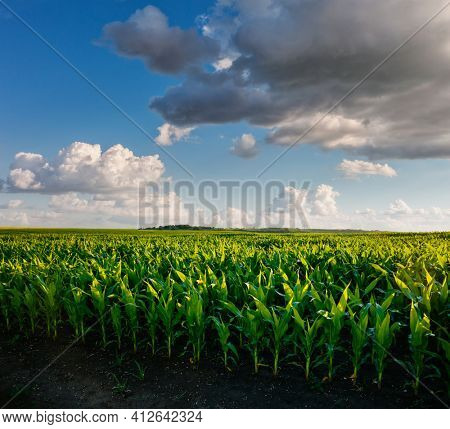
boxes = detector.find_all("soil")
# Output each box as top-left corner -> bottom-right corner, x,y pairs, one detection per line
0,334 -> 447,409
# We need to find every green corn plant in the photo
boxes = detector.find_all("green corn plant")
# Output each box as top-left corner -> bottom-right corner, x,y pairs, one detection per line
283,279 -> 310,354
319,286 -> 348,381
120,278 -> 138,352
212,273 -> 228,305
156,278 -> 181,358
221,300 -> 246,348
184,290 -> 205,364
242,307 -> 264,373
437,337 -> 450,384
90,278 -> 107,346
409,301 -> 432,394
254,299 -> 291,375
9,288 -> 25,332
0,282 -> 10,330
373,310 -> 400,389
64,287 -> 89,340
37,276 -> 60,339
23,286 -> 39,335
111,303 -> 123,350
368,292 -> 396,363
64,296 -> 79,338
292,309 -> 323,381
348,305 -> 369,382
133,361 -> 146,381
211,316 -> 238,369
139,282 -> 159,355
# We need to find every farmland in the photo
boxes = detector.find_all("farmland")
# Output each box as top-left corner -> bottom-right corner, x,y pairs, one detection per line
0,229 -> 448,408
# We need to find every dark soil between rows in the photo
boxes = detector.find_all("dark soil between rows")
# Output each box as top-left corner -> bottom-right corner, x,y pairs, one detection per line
0,334 -> 447,409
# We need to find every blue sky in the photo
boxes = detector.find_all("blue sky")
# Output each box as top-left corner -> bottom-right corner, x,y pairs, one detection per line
0,0 -> 449,230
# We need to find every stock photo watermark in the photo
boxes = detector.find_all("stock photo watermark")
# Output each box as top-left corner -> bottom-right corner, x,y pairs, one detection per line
138,180 -> 311,230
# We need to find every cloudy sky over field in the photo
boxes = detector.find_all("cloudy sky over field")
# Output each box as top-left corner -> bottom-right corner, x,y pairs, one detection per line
1,0 -> 450,230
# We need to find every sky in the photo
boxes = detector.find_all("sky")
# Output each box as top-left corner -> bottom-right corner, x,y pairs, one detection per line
0,0 -> 449,230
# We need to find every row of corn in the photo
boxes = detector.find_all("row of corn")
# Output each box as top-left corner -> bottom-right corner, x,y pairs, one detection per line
0,231 -> 448,393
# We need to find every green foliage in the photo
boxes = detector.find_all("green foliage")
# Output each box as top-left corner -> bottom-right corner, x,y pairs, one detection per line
90,279 -> 107,346
292,309 -> 323,380
348,305 -> 369,382
0,230 -> 448,391
184,289 -> 205,364
319,286 -> 349,380
120,277 -> 138,352
111,303 -> 122,350
409,302 -> 432,394
373,310 -> 400,388
255,299 -> 291,375
211,316 -> 238,369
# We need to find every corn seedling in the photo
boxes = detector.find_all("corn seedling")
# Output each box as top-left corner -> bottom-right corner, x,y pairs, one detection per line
133,361 -> 146,381
184,289 -> 205,364
139,284 -> 159,355
64,287 -> 88,340
211,316 -> 237,369
243,307 -> 265,373
255,299 -> 291,375
320,286 -> 348,381
348,305 -> 369,382
120,278 -> 138,352
292,309 -> 323,381
409,302 -> 432,394
156,279 -> 181,358
37,276 -> 60,339
373,310 -> 400,389
90,279 -> 107,346
111,303 -> 123,350
23,286 -> 39,334
0,282 -> 10,330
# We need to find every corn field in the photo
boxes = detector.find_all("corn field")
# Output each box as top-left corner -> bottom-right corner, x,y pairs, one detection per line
0,231 -> 448,393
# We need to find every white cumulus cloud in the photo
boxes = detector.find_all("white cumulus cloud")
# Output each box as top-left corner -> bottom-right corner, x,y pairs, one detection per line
386,199 -> 414,215
310,184 -> 340,216
0,199 -> 24,209
7,142 -> 164,194
230,133 -> 258,158
155,123 -> 194,146
338,159 -> 397,178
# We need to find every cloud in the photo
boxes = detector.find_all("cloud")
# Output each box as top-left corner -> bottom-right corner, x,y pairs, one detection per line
101,5 -> 220,74
150,70 -> 273,126
0,211 -> 29,225
355,208 -> 376,216
107,0 -> 450,160
210,185 -> 449,231
2,142 -> 180,227
7,142 -> 164,194
386,199 -> 414,215
0,209 -> 65,227
213,57 -> 234,70
359,200 -> 450,231
0,199 -> 24,209
338,159 -> 397,178
220,206 -> 253,228
230,133 -> 258,158
155,123 -> 194,146
310,184 -> 340,216
48,192 -> 140,220
2,171 -> 449,230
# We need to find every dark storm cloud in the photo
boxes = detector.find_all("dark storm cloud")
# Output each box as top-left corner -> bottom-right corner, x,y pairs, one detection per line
101,5 -> 220,74
104,0 -> 450,159
150,69 -> 286,126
